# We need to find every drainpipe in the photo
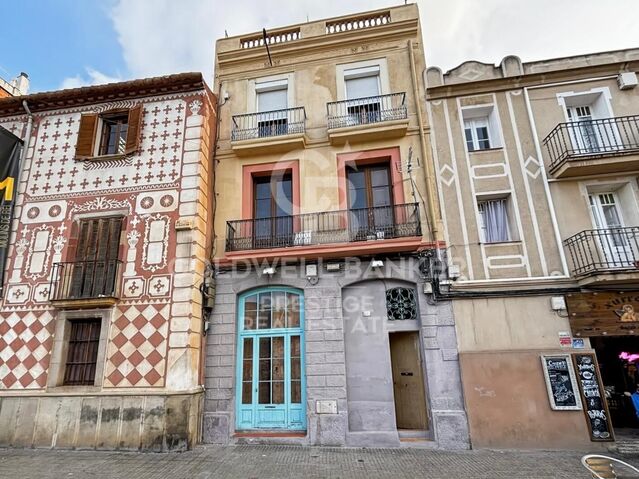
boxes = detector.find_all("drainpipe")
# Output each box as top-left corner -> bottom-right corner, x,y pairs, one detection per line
17,100 -> 33,198
407,39 -> 439,241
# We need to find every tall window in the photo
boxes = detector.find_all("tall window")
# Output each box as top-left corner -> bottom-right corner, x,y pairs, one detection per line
99,112 -> 129,155
253,174 -> 293,248
345,65 -> 381,124
464,117 -> 491,151
63,319 -> 101,386
478,198 -> 510,243
256,79 -> 288,137
69,217 -> 123,298
347,164 -> 393,240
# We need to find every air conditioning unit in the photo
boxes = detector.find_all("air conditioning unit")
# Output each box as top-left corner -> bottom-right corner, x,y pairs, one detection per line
617,72 -> 638,90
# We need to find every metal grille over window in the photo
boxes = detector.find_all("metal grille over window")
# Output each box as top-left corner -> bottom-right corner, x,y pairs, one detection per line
386,287 -> 417,320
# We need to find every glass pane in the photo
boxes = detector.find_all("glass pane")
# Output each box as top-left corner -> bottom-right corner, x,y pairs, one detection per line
347,170 -> 365,189
242,382 -> 252,404
255,198 -> 271,219
291,381 -> 301,403
273,358 -> 284,381
272,381 -> 284,404
259,382 -> 270,404
291,335 -> 301,357
271,292 -> 286,328
258,293 -> 272,329
244,295 -> 257,330
287,294 -> 300,328
259,337 -> 271,359
464,128 -> 475,151
372,186 -> 391,207
476,127 -> 490,149
255,180 -> 271,200
259,359 -> 271,381
371,167 -> 390,187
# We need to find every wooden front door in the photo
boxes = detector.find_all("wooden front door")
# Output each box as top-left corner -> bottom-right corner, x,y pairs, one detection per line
389,331 -> 428,430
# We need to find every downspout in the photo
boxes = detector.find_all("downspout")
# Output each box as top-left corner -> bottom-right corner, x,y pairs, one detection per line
18,100 -> 33,188
407,39 -> 440,242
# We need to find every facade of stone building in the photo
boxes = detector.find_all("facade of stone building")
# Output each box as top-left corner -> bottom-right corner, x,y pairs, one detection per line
426,49 -> 639,449
0,73 -> 216,450
203,5 -> 470,449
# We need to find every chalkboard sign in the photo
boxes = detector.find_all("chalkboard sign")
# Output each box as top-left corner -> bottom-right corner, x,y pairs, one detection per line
573,353 -> 614,442
541,355 -> 582,411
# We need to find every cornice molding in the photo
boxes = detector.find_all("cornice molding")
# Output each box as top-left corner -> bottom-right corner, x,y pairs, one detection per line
427,61 -> 639,100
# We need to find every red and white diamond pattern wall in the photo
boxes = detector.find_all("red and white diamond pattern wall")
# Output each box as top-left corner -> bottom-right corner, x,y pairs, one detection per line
0,310 -> 54,389
0,91 -> 209,391
104,303 -> 170,387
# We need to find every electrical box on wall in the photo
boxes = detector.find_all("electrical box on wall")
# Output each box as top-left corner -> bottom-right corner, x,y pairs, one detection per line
617,72 -> 638,90
550,296 -> 567,311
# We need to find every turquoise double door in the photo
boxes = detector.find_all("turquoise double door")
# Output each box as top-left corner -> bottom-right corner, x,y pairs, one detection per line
236,287 -> 306,431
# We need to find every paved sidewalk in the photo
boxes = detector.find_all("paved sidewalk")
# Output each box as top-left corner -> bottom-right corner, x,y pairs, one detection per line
0,445 -> 629,479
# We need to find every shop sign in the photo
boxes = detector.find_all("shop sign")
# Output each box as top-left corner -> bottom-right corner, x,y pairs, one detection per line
565,292 -> 639,337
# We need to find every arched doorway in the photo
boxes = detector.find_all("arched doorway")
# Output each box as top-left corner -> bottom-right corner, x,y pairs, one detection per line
236,287 -> 306,431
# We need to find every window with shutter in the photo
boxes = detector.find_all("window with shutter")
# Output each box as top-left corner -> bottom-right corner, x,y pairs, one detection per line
74,105 -> 143,159
70,217 -> 123,299
63,319 -> 101,386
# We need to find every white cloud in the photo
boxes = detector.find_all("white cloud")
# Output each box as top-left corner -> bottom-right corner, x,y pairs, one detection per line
60,67 -> 122,90
107,0 -> 639,83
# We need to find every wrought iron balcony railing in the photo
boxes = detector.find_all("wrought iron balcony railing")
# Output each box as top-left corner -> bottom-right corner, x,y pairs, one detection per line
226,203 -> 421,252
326,93 -> 407,130
564,227 -> 639,276
231,107 -> 306,142
50,259 -> 123,301
544,115 -> 639,170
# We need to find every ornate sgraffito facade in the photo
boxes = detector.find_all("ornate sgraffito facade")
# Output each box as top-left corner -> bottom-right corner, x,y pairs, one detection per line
0,74 -> 216,451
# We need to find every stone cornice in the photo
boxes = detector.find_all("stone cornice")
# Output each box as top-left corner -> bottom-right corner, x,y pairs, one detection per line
427,60 -> 639,100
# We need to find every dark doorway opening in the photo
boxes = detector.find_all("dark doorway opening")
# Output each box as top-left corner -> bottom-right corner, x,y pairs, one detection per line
591,336 -> 639,438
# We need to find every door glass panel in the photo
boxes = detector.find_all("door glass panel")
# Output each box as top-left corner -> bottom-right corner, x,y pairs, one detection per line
244,294 -> 257,330
258,337 -> 271,404
272,337 -> 285,404
241,337 -> 253,404
291,335 -> 301,403
258,293 -> 272,329
272,291 -> 286,328
287,293 -> 300,328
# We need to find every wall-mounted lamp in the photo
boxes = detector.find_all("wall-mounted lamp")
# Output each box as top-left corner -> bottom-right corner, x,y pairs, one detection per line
371,259 -> 384,268
262,267 -> 276,276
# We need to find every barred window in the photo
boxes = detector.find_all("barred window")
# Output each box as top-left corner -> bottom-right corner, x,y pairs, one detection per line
63,319 -> 101,386
385,287 -> 417,320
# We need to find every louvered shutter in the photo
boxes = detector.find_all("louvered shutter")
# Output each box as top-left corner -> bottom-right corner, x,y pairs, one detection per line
74,114 -> 98,159
125,105 -> 143,155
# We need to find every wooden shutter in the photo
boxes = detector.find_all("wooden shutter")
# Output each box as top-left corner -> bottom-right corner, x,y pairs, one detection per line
74,114 -> 98,159
125,104 -> 143,155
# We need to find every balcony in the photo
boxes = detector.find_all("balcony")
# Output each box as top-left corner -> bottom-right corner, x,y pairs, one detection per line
564,227 -> 639,281
226,203 -> 421,254
544,115 -> 639,178
50,259 -> 122,309
231,107 -> 307,155
326,93 -> 408,145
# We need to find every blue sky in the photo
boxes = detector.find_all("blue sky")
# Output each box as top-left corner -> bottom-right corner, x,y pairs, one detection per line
1,1 -> 125,92
2,0 -> 638,94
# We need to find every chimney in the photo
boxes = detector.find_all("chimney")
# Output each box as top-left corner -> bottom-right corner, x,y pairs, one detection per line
11,72 -> 29,95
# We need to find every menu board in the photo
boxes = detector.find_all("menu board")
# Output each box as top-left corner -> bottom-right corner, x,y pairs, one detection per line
541,355 -> 582,411
573,353 -> 614,442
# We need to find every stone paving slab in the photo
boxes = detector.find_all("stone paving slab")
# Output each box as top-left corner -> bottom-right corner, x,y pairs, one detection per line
0,445 -> 634,479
